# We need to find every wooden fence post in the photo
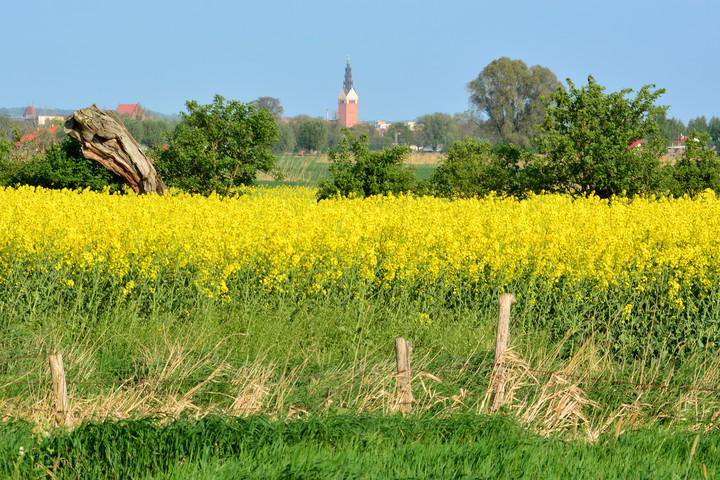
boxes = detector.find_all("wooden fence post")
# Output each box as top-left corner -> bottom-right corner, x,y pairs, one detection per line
48,353 -> 72,427
395,338 -> 415,414
491,293 -> 517,412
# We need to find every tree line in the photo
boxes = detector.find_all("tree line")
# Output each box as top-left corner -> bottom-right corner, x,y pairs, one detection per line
1,57 -> 719,199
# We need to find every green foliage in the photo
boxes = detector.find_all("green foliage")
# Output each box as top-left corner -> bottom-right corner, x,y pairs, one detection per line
155,94 -> 279,195
385,122 -> 414,146
655,112 -> 686,145
468,57 -> 561,148
664,132 -> 720,196
317,131 -> 415,199
709,116 -> 720,147
0,138 -> 11,161
252,96 -> 284,118
0,138 -> 123,191
121,117 -> 176,149
687,115 -> 708,135
536,76 -> 667,198
272,121 -> 296,154
295,118 -> 328,153
427,137 -> 530,198
416,112 -> 458,152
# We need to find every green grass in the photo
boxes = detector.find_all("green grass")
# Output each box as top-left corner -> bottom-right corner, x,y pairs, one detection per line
3,255 -> 720,432
259,154 -> 438,187
1,414 -> 717,479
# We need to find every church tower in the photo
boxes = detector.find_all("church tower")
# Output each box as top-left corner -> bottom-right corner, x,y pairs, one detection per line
338,55 -> 358,128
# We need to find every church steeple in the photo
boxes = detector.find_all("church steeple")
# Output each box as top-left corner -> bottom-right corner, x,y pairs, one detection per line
338,55 -> 358,128
343,54 -> 353,94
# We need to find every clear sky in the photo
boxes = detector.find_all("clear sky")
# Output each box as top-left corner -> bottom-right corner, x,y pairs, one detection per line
4,0 -> 717,123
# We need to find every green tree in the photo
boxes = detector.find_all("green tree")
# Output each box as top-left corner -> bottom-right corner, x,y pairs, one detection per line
1,138 -> 123,191
386,122 -> 414,146
317,131 -> 415,199
655,113 -> 686,145
453,111 -> 480,140
535,76 -> 667,198
272,121 -> 296,154
120,118 -> 176,149
155,94 -> 278,195
708,116 -> 720,148
296,118 -> 328,153
664,132 -> 720,196
427,137 -> 530,198
417,113 -> 458,152
468,57 -> 561,148
687,116 -> 709,135
0,114 -> 12,140
252,97 -> 284,119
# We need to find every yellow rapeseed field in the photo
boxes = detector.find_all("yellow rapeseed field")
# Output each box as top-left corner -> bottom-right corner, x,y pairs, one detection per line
1,186 -> 719,307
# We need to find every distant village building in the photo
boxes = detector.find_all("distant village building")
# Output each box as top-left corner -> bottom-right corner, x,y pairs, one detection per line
337,56 -> 358,128
116,103 -> 147,120
14,105 -> 64,129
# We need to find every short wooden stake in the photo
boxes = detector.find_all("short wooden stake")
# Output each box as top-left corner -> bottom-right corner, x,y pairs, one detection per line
394,338 -> 415,414
491,293 -> 517,412
48,354 -> 72,427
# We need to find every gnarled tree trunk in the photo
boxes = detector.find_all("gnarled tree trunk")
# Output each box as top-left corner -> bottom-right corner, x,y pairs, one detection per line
64,105 -> 167,194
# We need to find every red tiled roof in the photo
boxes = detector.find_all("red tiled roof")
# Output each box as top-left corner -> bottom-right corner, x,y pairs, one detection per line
627,139 -> 645,150
15,133 -> 36,146
117,104 -> 140,116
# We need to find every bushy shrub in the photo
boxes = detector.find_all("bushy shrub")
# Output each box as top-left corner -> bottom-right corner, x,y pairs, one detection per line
0,138 -> 124,191
535,76 -> 667,198
662,132 -> 720,196
426,137 -> 532,198
154,95 -> 279,195
317,131 -> 415,200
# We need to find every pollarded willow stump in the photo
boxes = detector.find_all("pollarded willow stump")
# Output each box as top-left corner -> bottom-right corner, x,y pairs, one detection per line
64,105 -> 167,194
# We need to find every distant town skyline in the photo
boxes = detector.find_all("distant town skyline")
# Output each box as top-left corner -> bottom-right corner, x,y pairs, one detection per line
3,0 -> 719,124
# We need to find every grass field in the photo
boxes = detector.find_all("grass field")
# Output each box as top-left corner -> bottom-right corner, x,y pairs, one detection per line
2,414 -> 718,479
256,153 -> 440,186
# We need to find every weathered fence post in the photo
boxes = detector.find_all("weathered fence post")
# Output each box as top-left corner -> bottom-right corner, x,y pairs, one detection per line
394,338 -> 415,414
48,353 -> 72,427
491,293 -> 517,412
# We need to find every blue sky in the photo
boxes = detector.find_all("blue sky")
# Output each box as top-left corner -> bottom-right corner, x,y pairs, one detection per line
5,0 -> 717,123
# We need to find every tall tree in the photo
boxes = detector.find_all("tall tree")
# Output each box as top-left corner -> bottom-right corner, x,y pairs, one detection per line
417,113 -> 458,152
453,111 -> 480,140
536,76 -> 667,198
252,97 -> 284,119
272,121 -> 296,154
655,113 -> 686,144
295,118 -> 328,153
155,94 -> 278,195
468,57 -> 561,148
708,117 -> 720,148
386,122 -> 414,146
687,116 -> 709,135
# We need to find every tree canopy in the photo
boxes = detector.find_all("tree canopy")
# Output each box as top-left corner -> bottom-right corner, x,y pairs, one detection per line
317,131 -> 415,199
535,76 -> 667,197
252,97 -> 284,119
468,57 -> 561,148
155,94 -> 278,195
296,118 -> 328,153
417,112 -> 458,152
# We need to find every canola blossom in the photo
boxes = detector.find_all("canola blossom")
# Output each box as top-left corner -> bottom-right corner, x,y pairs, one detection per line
1,186 -> 719,311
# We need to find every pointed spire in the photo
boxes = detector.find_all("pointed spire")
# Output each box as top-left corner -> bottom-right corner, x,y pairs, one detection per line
343,55 -> 354,94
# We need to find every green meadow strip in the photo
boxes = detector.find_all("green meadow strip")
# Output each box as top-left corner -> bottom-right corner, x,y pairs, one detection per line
1,414 -> 718,480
